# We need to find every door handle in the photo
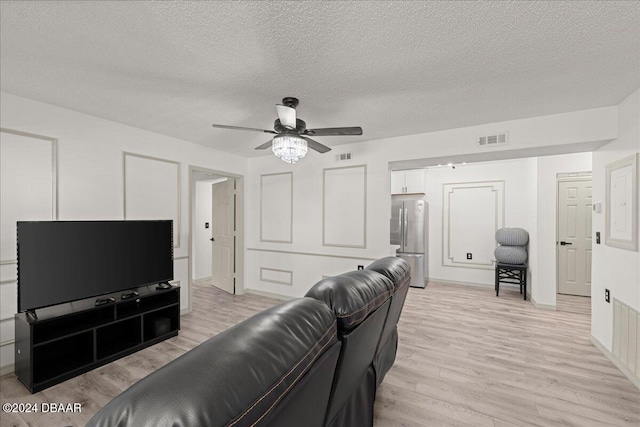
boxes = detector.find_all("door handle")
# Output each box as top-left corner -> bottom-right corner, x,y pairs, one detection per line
560,241 -> 572,245
404,209 -> 408,244
210,237 -> 215,242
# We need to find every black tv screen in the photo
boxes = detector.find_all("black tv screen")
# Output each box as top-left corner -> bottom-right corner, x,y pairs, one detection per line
17,220 -> 173,312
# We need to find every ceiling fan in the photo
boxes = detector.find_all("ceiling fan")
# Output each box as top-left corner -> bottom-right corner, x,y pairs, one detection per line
211,97 -> 363,164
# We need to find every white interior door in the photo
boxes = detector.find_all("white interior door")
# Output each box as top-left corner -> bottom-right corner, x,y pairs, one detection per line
557,179 -> 592,296
211,179 -> 235,294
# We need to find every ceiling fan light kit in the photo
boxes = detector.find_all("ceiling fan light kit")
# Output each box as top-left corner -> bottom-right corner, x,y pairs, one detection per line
272,134 -> 308,164
211,97 -> 363,164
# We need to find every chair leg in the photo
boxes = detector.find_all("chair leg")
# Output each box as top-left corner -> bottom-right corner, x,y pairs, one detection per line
495,268 -> 499,297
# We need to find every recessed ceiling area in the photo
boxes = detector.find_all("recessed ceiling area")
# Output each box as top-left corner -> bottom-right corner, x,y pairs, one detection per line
389,139 -> 612,171
1,1 -> 638,158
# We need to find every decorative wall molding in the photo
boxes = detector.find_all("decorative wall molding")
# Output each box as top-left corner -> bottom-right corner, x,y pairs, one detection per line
556,171 -> 592,179
1,128 -> 58,265
605,153 -> 638,251
259,267 -> 294,286
442,180 -> 505,269
260,172 -> 293,243
0,128 -> 58,375
123,152 -> 181,248
248,247 -> 378,261
322,164 -> 367,248
0,338 -> 15,347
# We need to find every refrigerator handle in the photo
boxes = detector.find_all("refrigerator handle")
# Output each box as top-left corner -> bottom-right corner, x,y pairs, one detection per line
404,208 -> 408,246
398,208 -> 402,238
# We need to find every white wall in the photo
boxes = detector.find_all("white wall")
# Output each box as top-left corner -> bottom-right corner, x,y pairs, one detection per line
245,106 -> 617,298
0,92 -> 246,374
591,89 -> 640,350
193,178 -> 227,280
425,159 -> 535,285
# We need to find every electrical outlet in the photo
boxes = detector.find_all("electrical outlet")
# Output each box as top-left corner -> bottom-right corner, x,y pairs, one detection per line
466,253 -> 472,260
357,265 -> 364,270
205,222 -> 209,229
596,231 -> 600,244
605,289 -> 610,303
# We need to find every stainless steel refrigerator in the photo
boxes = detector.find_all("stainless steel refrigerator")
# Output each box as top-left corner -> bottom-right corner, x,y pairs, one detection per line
390,199 -> 428,288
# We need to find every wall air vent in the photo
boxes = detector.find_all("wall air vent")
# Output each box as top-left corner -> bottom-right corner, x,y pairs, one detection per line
477,132 -> 508,147
335,152 -> 353,162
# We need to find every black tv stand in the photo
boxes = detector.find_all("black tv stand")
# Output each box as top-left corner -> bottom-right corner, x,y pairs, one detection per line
15,284 -> 180,393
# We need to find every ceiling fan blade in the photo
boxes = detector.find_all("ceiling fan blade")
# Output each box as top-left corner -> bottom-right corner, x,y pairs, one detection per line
276,104 -> 297,129
254,140 -> 273,150
305,127 -> 363,136
212,124 -> 277,134
303,137 -> 331,153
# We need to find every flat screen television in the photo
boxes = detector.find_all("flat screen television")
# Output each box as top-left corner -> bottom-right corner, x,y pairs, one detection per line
17,220 -> 173,312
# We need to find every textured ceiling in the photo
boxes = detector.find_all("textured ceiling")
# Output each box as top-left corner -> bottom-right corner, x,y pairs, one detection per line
1,1 -> 638,158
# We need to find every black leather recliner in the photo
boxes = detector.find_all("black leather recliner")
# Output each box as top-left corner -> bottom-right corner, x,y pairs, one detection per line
87,297 -> 341,427
365,257 -> 411,385
87,257 -> 411,427
304,269 -> 394,427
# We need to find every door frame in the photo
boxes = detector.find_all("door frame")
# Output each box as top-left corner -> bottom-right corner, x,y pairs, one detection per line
188,166 -> 244,310
555,173 -> 592,296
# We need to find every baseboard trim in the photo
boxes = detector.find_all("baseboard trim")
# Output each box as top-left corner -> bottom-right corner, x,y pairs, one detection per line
0,363 -> 14,377
430,277 -> 519,291
244,288 -> 295,301
428,277 -> 500,289
590,335 -> 640,391
529,295 -> 556,310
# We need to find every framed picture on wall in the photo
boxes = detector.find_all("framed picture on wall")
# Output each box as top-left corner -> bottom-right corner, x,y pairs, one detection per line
605,153 -> 638,251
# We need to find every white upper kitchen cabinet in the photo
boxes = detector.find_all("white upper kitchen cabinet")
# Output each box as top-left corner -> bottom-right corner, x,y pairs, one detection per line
391,169 -> 426,195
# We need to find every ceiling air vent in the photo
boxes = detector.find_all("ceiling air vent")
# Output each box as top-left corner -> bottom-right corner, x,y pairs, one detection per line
335,152 -> 353,162
477,132 -> 508,147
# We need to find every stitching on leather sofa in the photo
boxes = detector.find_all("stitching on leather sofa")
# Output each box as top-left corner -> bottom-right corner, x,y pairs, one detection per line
249,329 -> 338,427
228,320 -> 337,427
336,290 -> 392,327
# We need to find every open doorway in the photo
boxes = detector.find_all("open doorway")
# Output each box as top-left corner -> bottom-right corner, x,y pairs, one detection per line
189,166 -> 244,301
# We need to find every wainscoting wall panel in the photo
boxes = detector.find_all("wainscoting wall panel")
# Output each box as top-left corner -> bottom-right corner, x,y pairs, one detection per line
247,248 -> 377,298
260,267 -> 294,286
0,128 -> 57,375
613,298 -> 640,382
123,152 -> 181,248
323,165 -> 367,248
260,172 -> 293,243
442,181 -> 504,269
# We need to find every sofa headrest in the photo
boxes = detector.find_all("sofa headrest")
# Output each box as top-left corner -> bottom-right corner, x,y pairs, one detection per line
365,256 -> 411,289
305,270 -> 394,332
87,297 -> 338,427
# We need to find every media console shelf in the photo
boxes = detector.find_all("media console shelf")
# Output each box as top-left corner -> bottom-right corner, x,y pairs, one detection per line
15,285 -> 180,393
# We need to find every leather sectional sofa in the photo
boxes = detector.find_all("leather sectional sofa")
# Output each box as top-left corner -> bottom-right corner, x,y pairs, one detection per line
88,256 -> 411,427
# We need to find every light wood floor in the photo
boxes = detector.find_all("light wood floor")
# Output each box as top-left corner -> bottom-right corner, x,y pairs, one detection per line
1,281 -> 638,427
